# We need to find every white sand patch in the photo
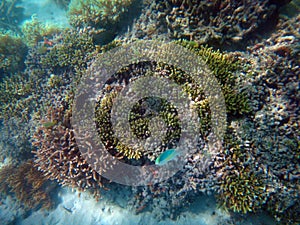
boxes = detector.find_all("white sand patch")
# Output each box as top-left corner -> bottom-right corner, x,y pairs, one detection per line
18,187 -> 231,225
0,196 -> 25,225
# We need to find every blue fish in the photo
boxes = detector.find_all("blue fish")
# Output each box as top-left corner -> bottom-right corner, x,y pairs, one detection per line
155,149 -> 178,165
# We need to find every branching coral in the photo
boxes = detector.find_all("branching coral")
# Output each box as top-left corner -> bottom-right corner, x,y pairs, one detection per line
93,41 -> 250,163
95,90 -> 181,160
33,105 -> 104,197
0,159 -> 54,210
0,72 -> 32,121
67,0 -> 137,44
214,129 -> 267,214
68,0 -> 134,27
0,0 -> 25,33
0,32 -> 27,75
123,0 -> 290,48
21,15 -> 61,47
40,29 -> 97,74
176,40 -> 251,115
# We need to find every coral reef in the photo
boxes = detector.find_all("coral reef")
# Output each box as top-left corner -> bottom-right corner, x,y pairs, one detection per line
0,0 -> 25,33
0,159 -> 54,210
92,42 -> 250,162
40,29 -> 97,73
0,72 -> 32,120
121,0 -> 291,48
0,32 -> 27,75
176,40 -> 251,115
0,1 -> 298,223
21,15 -> 61,47
215,130 -> 267,213
95,90 -> 181,160
0,29 -> 98,162
67,0 -> 137,44
227,14 -> 300,223
33,105 -> 104,198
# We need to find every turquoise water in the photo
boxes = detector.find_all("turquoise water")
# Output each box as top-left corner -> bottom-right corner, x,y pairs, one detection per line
0,1 -> 299,225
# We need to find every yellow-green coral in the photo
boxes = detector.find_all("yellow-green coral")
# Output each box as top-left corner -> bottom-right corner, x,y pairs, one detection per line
0,32 -> 27,74
93,40 -> 251,161
217,131 -> 267,214
68,0 -> 134,27
21,15 -> 61,47
41,29 -> 97,74
116,142 -> 143,160
176,40 -> 251,115
219,167 -> 266,213
0,73 -> 33,121
95,91 -> 143,160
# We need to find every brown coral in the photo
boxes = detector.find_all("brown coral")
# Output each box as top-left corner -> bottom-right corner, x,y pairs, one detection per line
122,0 -> 290,48
32,105 -> 104,197
0,159 -> 53,209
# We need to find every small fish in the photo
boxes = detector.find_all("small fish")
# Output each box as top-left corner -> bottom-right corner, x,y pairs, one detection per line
62,206 -> 72,213
43,37 -> 54,46
155,148 -> 179,165
42,121 -> 57,128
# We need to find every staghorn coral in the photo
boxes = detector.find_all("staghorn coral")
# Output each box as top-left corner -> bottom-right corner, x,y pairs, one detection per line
67,0 -> 137,44
21,15 -> 62,47
0,159 -> 54,210
40,29 -> 97,74
215,130 -> 267,214
33,105 -> 104,198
